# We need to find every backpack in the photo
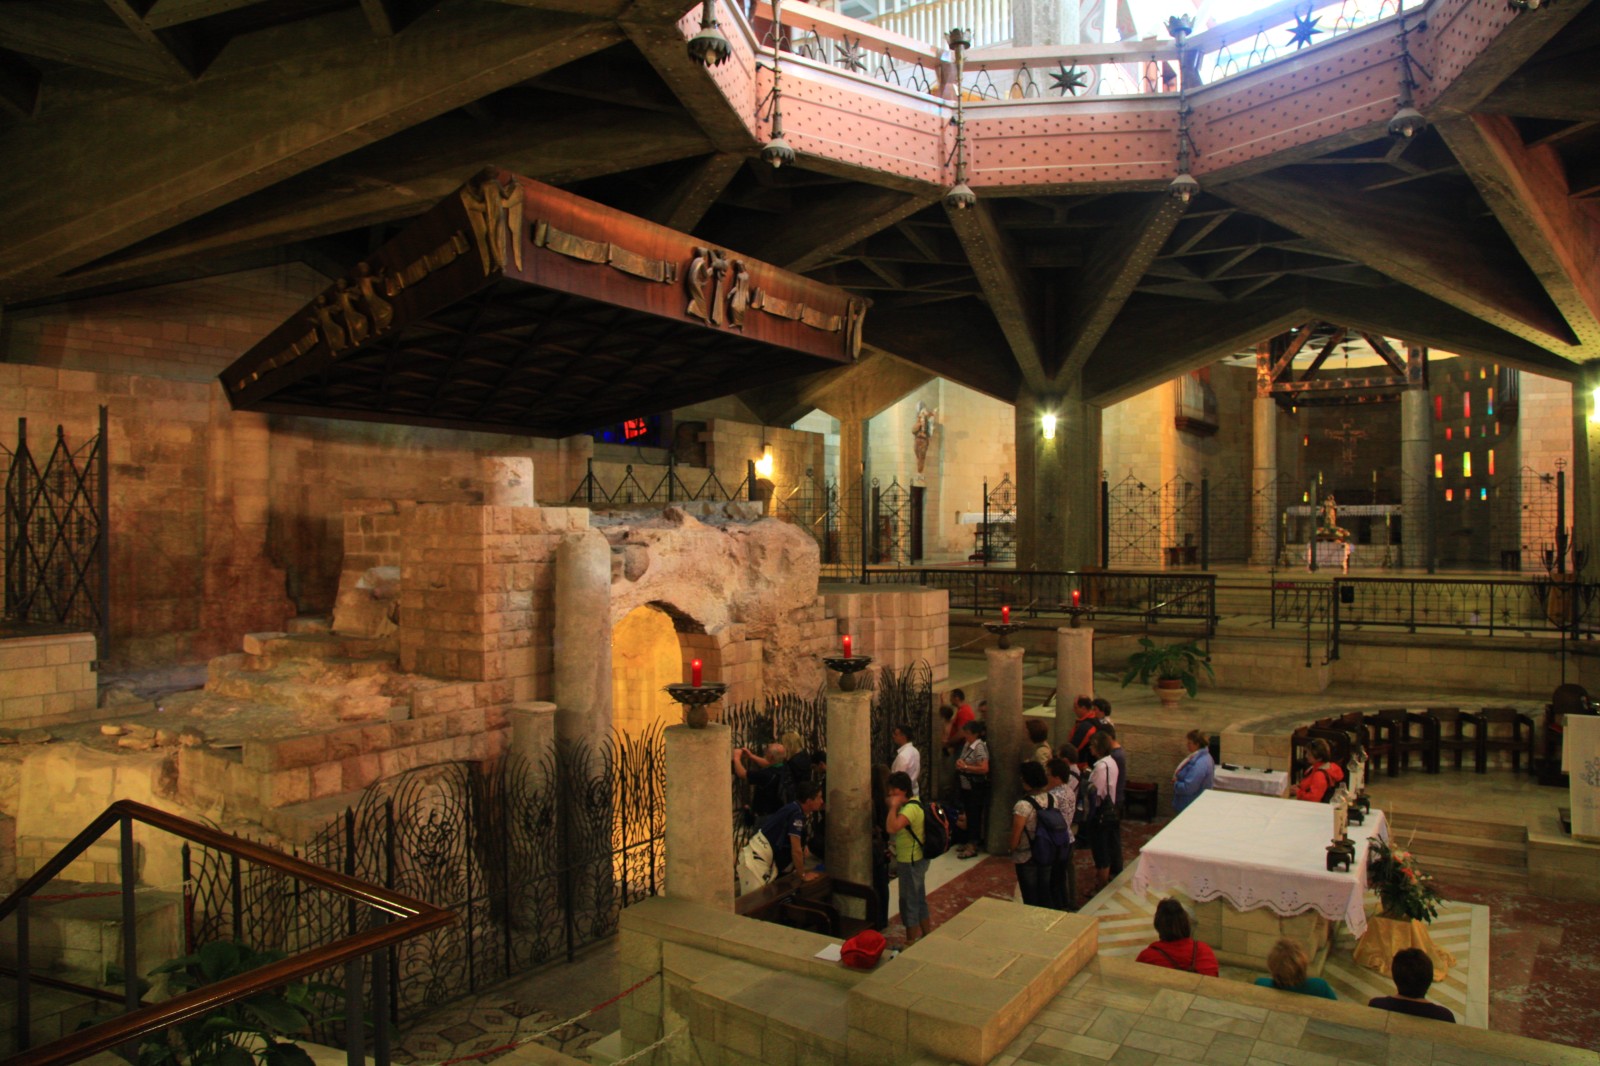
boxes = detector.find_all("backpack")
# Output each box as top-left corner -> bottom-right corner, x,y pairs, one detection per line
1026,796 -> 1074,866
903,799 -> 950,861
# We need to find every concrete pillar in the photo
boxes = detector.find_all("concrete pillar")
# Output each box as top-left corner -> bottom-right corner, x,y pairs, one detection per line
1400,383 -> 1432,570
1251,394 -> 1279,565
481,455 -> 534,507
1573,365 -> 1600,559
509,701 -> 556,765
1013,0 -> 1081,45
554,531 -> 613,745
984,646 -> 1026,854
664,723 -> 734,909
1015,389 -> 1101,571
1054,627 -> 1094,746
826,690 -> 872,911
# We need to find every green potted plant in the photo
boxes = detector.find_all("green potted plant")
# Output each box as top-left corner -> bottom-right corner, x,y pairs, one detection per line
1353,837 -> 1452,978
1119,637 -> 1214,706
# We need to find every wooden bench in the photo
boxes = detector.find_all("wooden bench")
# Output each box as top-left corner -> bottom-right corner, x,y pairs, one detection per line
735,872 -> 880,938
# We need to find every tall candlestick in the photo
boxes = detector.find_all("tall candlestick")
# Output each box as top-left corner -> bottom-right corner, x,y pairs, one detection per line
1001,605 -> 1011,624
842,634 -> 851,658
691,658 -> 702,687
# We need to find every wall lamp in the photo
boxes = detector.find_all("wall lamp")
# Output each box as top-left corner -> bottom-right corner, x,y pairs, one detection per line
1041,413 -> 1058,440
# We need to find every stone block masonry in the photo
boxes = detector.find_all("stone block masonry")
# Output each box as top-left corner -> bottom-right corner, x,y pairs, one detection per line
0,633 -> 98,729
821,586 -> 950,681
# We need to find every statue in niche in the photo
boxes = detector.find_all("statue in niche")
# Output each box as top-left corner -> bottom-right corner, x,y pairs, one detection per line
912,401 -> 937,473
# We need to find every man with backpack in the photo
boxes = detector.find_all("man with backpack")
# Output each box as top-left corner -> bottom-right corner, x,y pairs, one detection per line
1007,761 -> 1073,907
885,771 -> 944,944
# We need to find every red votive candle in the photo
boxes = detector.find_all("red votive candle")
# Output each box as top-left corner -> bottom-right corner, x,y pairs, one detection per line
691,658 -> 702,687
1072,589 -> 1081,607
842,634 -> 852,658
1001,605 -> 1010,624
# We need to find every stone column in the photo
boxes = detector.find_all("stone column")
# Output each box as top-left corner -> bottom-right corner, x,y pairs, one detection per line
1013,0 -> 1081,45
665,723 -> 734,909
1054,627 -> 1094,746
826,689 -> 872,912
1573,365 -> 1600,558
1015,388 -> 1102,571
481,455 -> 534,507
554,531 -> 613,745
1251,393 -> 1279,565
1400,383 -> 1432,570
984,646 -> 1026,854
508,701 -> 556,765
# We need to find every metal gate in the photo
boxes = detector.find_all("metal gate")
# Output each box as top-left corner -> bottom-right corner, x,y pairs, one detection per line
1104,472 -> 1163,568
2,408 -> 109,652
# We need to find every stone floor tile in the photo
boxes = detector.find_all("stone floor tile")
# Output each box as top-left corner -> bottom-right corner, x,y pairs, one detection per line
1257,1013 -> 1309,1046
1121,1028 -> 1215,1061
1247,1038 -> 1342,1066
1083,1007 -> 1143,1045
1183,1009 -> 1264,1039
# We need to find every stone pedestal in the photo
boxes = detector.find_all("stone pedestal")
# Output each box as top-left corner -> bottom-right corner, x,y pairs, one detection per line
508,701 -> 556,766
985,646 -> 1026,854
554,530 -> 612,746
1192,897 -> 1333,976
481,455 -> 534,507
827,690 -> 873,913
665,723 -> 734,909
1054,627 -> 1094,746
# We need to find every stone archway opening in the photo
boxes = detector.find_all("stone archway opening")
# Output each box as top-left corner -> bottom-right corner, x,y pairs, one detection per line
611,605 -> 689,736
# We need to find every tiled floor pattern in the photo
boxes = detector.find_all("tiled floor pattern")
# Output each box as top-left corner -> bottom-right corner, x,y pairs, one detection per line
1075,870 -> 1489,1028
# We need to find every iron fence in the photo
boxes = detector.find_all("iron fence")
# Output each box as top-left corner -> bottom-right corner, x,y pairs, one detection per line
567,457 -> 755,506
1268,579 -> 1335,666
866,567 -> 1216,635
184,723 -> 665,1037
2,409 -> 110,654
1329,576 -> 1600,643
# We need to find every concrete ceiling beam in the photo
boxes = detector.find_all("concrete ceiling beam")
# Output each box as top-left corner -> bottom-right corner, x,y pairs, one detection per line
644,152 -> 747,233
945,199 -> 1052,397
621,5 -> 760,154
1429,0 -> 1595,115
0,3 -> 181,83
759,189 -> 942,273
1436,112 -> 1600,353
0,3 -> 623,298
1219,170 -> 1580,356
864,298 -> 1023,402
1057,193 -> 1189,380
0,48 -> 40,119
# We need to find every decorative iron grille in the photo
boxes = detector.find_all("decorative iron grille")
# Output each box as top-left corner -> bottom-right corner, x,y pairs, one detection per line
2,409 -> 109,653
981,474 -> 1016,564
1487,466 -> 1561,573
1104,472 -> 1162,568
872,477 -> 912,567
184,722 -> 665,1035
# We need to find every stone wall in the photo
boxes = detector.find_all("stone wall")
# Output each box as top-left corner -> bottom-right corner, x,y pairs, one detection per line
819,586 -> 949,683
0,634 -> 97,729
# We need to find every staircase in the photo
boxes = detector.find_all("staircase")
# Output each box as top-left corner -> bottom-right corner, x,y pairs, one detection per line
1385,810 -> 1529,891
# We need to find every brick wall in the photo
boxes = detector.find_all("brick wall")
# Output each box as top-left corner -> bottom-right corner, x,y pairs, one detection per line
0,634 -> 97,727
819,586 -> 949,682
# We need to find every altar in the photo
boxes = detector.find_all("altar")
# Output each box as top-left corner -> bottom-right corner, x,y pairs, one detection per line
1131,790 -> 1388,974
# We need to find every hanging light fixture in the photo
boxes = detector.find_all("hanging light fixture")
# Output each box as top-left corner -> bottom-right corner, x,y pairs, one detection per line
1507,0 -> 1542,11
686,0 -> 732,67
1169,20 -> 1199,203
1387,16 -> 1428,139
760,0 -> 795,167
944,27 -> 977,210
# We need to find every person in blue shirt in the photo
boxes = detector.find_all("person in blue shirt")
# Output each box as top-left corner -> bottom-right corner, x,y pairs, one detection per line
736,782 -> 825,894
1172,729 -> 1216,815
1254,938 -> 1337,1000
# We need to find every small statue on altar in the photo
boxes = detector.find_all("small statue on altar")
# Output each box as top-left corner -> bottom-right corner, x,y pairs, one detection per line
1316,494 -> 1350,542
912,401 -> 937,474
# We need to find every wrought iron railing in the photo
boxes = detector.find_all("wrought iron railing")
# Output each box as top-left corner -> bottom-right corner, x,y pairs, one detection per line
1269,578 -> 1335,665
864,566 -> 1216,634
566,457 -> 756,506
753,0 -> 1414,103
1329,576 -> 1600,645
0,800 -> 452,1066
2,408 -> 110,655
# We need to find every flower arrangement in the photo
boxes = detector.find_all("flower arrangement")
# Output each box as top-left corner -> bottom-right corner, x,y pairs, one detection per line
1367,837 -> 1444,923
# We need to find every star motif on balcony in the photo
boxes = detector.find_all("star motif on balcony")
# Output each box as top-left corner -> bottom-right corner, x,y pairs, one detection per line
1049,63 -> 1090,96
837,35 -> 867,73
1287,12 -> 1323,49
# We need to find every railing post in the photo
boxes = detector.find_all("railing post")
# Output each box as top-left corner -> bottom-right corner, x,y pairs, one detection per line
17,895 -> 31,1051
1489,584 -> 1496,636
1409,583 -> 1418,632
1200,476 -> 1210,570
97,404 -> 111,660
667,454 -> 676,504
1331,581 -> 1341,660
230,853 -> 243,942
747,459 -> 757,503
372,940 -> 392,1066
981,477 -> 990,568
859,475 -> 871,582
1100,475 -> 1110,568
586,458 -> 595,505
121,814 -> 139,1016
344,953 -> 366,1066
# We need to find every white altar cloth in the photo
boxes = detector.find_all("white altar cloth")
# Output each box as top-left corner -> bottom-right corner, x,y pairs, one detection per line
1131,790 -> 1388,938
1562,714 -> 1600,842
1213,766 -> 1289,796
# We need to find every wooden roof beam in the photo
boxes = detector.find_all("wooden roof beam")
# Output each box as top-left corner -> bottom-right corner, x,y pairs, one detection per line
643,152 -> 746,234
621,3 -> 759,154
755,187 -> 941,273
1220,170 -> 1579,356
102,0 -> 209,80
1056,193 -> 1189,380
1432,0 -> 1598,115
945,199 -> 1052,396
1436,112 -> 1600,351
0,4 -> 623,298
0,3 -> 180,83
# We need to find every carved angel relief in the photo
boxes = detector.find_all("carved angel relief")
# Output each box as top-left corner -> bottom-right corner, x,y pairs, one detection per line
686,245 -> 750,330
461,176 -> 524,274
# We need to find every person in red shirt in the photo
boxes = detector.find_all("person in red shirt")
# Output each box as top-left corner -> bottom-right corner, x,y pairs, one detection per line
942,689 -> 974,754
1294,739 -> 1346,802
1135,898 -> 1219,976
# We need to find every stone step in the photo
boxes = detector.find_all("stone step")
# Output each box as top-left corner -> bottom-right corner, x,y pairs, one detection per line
286,615 -> 333,635
0,886 -> 184,991
1387,810 -> 1527,844
1420,852 -> 1530,891
1388,828 -> 1528,870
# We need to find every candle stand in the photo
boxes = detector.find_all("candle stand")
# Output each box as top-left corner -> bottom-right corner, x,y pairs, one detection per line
983,621 -> 1024,649
664,682 -> 727,728
822,655 -> 873,692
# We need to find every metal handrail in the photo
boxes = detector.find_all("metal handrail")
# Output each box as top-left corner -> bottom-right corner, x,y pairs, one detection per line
1,799 -> 455,1066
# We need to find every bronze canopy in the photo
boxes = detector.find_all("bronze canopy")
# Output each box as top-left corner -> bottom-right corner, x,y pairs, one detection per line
221,169 -> 866,437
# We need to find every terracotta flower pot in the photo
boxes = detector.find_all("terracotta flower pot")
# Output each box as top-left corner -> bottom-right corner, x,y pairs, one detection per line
1155,678 -> 1186,707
